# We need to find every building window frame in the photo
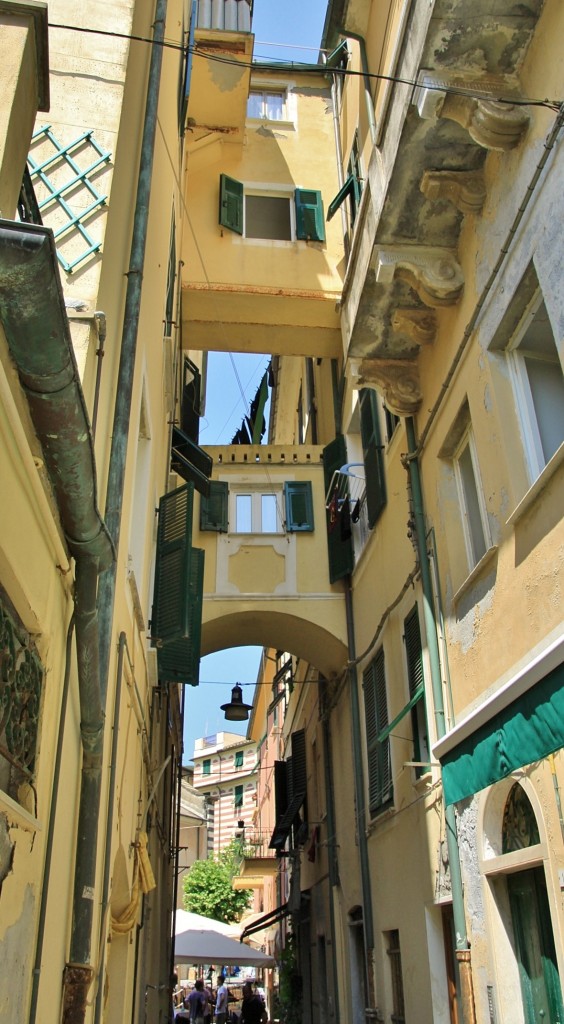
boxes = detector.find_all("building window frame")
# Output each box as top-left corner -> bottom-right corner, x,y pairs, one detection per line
202,758 -> 211,776
507,291 -> 564,481
453,425 -> 490,572
231,486 -> 283,534
234,784 -> 244,809
247,86 -> 290,124
235,750 -> 244,770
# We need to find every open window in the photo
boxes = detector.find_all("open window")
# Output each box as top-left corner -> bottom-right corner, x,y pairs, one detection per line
219,174 -> 325,242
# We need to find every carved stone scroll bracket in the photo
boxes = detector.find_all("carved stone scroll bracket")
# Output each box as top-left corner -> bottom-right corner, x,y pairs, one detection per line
352,356 -> 421,416
392,308 -> 437,346
440,94 -> 529,152
420,169 -> 486,214
375,245 -> 464,308
413,75 -> 529,151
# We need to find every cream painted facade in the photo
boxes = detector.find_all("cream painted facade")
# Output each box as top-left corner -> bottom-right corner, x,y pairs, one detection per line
2,1 -> 564,1023
192,732 -> 258,857
0,0 -> 201,1022
182,2 -> 564,1024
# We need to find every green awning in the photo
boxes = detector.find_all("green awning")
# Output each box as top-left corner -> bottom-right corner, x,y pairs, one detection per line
441,662 -> 564,806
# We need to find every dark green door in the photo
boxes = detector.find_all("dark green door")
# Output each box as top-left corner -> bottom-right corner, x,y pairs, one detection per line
508,868 -> 564,1023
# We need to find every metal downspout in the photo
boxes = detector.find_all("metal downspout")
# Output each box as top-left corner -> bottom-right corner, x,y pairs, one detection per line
405,417 -> 476,1024
169,688 -> 186,997
340,32 -> 377,147
94,632 -> 127,1024
321,712 -> 341,1024
344,583 -> 375,1001
29,614 -> 75,1024
97,0 -> 169,705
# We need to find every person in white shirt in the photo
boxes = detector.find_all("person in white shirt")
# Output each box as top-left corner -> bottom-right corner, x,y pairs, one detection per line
215,974 -> 229,1024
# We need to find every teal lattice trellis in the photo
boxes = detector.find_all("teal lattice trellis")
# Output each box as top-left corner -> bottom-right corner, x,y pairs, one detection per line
27,124 -> 112,274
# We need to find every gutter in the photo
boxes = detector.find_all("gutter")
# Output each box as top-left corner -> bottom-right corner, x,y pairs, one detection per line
0,222 -> 113,569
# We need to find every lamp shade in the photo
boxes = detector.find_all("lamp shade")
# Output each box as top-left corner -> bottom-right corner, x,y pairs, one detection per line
220,683 -> 253,721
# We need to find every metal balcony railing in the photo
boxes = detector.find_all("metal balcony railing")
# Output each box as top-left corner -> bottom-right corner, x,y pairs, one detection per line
196,0 -> 253,32
240,831 -> 276,860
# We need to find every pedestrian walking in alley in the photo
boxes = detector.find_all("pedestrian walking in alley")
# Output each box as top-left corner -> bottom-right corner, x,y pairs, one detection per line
240,982 -> 267,1024
187,979 -> 206,1024
215,974 -> 229,1024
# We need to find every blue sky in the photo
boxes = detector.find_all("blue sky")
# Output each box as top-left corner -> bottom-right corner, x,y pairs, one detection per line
183,0 -> 330,763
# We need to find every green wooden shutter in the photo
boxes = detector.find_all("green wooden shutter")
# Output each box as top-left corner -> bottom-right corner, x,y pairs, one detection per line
151,484 -> 204,685
152,483 -> 194,642
404,605 -> 428,775
181,357 -> 201,442
360,388 -> 386,529
295,189 -> 325,242
157,547 -> 204,685
404,606 -> 424,698
219,174 -> 244,234
200,480 -> 228,532
327,175 -> 356,221
323,435 -> 354,582
284,481 -> 314,531
364,650 -> 392,813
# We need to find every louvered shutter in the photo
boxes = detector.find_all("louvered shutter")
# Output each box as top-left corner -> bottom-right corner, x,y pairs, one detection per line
360,388 -> 386,529
404,605 -> 428,775
364,649 -> 393,813
295,189 -> 325,242
200,480 -> 228,532
323,435 -> 354,582
404,606 -> 424,697
374,650 -> 392,805
180,357 -> 201,442
219,174 -> 244,234
151,484 -> 204,686
152,484 -> 194,642
284,481 -> 314,531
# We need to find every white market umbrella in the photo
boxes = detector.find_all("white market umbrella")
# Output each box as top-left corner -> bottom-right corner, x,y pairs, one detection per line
173,927 -> 274,967
174,909 -> 233,935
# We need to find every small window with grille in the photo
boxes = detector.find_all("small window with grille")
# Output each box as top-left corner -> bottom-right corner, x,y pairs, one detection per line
386,930 -> 405,1024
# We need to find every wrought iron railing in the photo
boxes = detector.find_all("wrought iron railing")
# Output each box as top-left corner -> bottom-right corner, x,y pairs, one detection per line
241,830 -> 276,859
0,600 -> 43,790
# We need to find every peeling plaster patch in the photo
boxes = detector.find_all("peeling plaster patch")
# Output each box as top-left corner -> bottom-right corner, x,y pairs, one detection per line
456,798 -> 485,938
0,814 -> 14,888
499,486 -> 510,519
452,570 -> 496,652
0,884 -> 35,1021
483,382 -> 492,413
207,62 -> 244,92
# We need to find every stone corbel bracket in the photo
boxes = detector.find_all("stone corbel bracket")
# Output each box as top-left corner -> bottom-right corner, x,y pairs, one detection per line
375,245 -> 464,308
420,169 -> 486,215
392,307 -> 437,346
352,356 -> 422,416
414,73 -> 529,151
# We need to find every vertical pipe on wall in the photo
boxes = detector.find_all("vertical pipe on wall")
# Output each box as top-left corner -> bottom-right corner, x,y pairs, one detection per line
94,632 -> 127,1024
405,417 -> 476,1024
97,0 -> 168,704
344,584 -> 375,1003
29,614 -> 75,1024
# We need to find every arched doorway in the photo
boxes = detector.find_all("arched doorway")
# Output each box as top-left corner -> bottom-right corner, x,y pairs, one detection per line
482,780 -> 564,1024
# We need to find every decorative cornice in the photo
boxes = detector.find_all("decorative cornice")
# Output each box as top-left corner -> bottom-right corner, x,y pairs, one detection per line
374,245 -> 464,308
392,308 -> 437,346
420,169 -> 486,214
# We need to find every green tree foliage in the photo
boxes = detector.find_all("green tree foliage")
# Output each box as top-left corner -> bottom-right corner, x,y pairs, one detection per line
183,840 -> 253,923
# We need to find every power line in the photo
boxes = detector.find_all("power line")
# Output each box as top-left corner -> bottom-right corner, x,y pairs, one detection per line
47,21 -> 562,111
